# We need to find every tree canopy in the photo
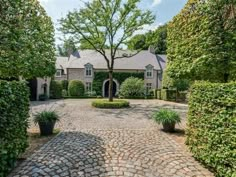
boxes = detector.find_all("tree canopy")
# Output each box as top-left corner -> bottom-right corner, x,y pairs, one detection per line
127,24 -> 167,54
57,38 -> 77,57
0,0 -> 56,79
165,0 -> 236,83
60,0 -> 155,101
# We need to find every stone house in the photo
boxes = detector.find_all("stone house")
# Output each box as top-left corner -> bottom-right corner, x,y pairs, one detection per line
55,49 -> 167,97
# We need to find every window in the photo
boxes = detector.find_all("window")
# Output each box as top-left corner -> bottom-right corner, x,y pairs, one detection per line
146,83 -> 152,93
55,69 -> 62,77
85,82 -> 92,92
146,65 -> 153,78
85,63 -> 93,77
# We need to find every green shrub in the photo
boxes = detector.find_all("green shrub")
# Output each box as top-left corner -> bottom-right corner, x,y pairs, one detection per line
92,100 -> 130,108
161,89 -> 177,101
61,80 -> 69,90
62,89 -> 68,97
50,80 -> 63,99
186,82 -> 236,177
152,108 -> 180,124
0,81 -> 29,176
38,93 -> 48,101
157,89 -> 162,99
68,80 -> 85,96
34,111 -> 60,124
119,77 -> 145,98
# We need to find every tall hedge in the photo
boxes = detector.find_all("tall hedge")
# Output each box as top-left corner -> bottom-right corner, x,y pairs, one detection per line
166,0 -> 236,83
186,82 -> 236,177
50,80 -> 63,99
92,72 -> 144,96
68,80 -> 85,96
0,81 -> 29,176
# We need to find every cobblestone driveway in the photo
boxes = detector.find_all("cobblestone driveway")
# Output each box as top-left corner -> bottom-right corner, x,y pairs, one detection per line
10,99 -> 214,177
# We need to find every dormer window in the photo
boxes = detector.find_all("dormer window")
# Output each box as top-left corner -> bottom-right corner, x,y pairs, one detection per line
146,65 -> 154,78
55,69 -> 62,77
84,63 -> 93,77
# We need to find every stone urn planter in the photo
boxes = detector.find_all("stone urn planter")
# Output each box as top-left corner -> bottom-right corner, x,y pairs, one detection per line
162,122 -> 176,132
38,121 -> 56,136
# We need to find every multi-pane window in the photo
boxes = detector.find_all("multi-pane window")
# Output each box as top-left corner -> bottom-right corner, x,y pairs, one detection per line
55,69 -> 62,77
146,65 -> 153,78
85,64 -> 93,77
85,82 -> 92,92
146,83 -> 152,93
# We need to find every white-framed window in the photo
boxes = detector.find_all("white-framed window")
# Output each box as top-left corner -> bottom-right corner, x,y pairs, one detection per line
85,82 -> 92,92
85,63 -> 93,77
146,65 -> 153,78
146,83 -> 152,93
55,69 -> 62,77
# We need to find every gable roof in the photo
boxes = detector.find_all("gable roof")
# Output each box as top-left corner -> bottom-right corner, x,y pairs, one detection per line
64,50 -> 167,70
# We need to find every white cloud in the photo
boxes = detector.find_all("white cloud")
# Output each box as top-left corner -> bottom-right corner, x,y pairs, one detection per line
133,23 -> 163,35
152,0 -> 162,7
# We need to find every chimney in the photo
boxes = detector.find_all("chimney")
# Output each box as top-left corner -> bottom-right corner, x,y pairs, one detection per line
148,46 -> 155,54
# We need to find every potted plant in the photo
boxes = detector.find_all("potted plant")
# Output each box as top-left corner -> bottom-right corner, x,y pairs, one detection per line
152,108 -> 181,132
34,111 -> 60,136
38,93 -> 48,101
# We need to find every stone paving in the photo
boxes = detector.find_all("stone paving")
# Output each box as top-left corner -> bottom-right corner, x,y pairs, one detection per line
10,99 -> 214,177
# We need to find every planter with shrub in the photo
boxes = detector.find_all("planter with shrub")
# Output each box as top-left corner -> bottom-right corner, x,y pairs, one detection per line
68,80 -> 85,96
34,111 -> 60,136
152,108 -> 180,132
38,93 -> 48,101
92,99 -> 130,109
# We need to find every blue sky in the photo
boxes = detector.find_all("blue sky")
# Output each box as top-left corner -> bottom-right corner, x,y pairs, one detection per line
39,0 -> 187,45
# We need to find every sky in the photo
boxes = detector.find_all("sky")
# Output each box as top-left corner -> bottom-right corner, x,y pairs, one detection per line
39,0 -> 188,45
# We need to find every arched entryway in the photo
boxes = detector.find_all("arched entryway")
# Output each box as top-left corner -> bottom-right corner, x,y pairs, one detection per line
103,79 -> 119,97
27,78 -> 38,101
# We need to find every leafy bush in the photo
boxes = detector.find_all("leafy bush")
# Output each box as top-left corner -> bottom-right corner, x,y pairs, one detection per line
34,111 -> 60,124
92,100 -> 130,108
68,80 -> 85,96
152,109 -> 180,124
61,80 -> 69,90
186,82 -> 236,177
161,89 -> 177,101
62,89 -> 68,97
50,80 -> 63,99
0,81 -> 29,176
119,77 -> 145,98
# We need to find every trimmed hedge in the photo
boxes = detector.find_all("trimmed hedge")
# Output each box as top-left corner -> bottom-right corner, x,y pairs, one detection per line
154,89 -> 161,99
93,72 -> 144,96
61,80 -> 68,90
50,80 -> 63,99
92,100 -> 130,108
0,81 -> 29,176
161,89 -> 177,101
186,82 -> 236,177
68,80 -> 85,96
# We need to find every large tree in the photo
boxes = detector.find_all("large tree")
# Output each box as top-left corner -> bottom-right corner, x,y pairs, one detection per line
0,0 -> 56,79
166,0 -> 236,83
127,24 -> 167,54
57,38 -> 77,57
60,0 -> 154,101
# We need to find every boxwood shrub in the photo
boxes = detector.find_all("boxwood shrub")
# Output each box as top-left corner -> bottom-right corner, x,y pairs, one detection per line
50,80 -> 63,99
0,81 -> 29,176
161,89 -> 177,101
186,82 -> 236,177
68,80 -> 85,96
92,99 -> 130,108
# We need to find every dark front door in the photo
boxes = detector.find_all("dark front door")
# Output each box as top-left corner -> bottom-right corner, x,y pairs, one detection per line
104,81 -> 117,97
27,79 -> 37,101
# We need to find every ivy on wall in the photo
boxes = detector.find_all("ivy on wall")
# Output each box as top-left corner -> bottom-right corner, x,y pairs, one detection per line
92,72 -> 144,96
165,0 -> 236,83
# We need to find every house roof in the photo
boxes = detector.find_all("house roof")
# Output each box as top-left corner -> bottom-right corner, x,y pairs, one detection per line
56,50 -> 167,71
66,50 -> 167,70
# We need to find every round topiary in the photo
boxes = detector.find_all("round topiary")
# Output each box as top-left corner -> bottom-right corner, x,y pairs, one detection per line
68,80 -> 85,97
119,77 -> 145,98
50,80 -> 63,99
92,99 -> 130,109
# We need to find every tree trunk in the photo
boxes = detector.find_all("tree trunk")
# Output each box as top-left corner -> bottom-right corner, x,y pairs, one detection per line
108,70 -> 113,102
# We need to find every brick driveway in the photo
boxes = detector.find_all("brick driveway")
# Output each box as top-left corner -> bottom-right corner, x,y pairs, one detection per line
10,99 -> 214,177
